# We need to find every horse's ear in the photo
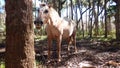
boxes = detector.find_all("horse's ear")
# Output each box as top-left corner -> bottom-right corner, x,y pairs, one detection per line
48,3 -> 53,8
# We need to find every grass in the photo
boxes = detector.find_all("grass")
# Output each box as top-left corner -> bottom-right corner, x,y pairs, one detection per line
0,61 -> 47,68
0,62 -> 5,68
0,36 -> 5,43
34,35 -> 47,41
0,32 -> 117,68
76,34 -> 116,42
34,33 -> 116,42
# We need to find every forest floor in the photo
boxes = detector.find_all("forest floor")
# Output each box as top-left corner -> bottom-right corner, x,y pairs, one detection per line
35,38 -> 120,68
0,37 -> 120,68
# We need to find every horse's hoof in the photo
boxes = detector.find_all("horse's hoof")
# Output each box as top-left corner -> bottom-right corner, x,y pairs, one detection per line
67,51 -> 71,55
73,51 -> 78,54
57,59 -> 61,62
46,60 -> 51,64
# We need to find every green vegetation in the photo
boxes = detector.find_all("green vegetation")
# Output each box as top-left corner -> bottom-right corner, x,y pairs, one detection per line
0,62 -> 5,68
35,35 -> 47,41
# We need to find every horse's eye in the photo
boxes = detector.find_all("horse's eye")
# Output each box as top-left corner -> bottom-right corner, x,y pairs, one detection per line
40,21 -> 43,25
37,9 -> 39,12
41,4 -> 46,6
34,21 -> 36,24
44,10 -> 48,13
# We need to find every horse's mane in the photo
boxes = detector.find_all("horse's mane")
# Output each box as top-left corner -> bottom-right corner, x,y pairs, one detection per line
49,7 -> 60,19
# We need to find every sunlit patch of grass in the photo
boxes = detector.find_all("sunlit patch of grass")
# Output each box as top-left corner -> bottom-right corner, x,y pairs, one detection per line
95,35 -> 116,41
36,60 -> 41,66
0,62 -> 5,68
36,60 -> 47,68
0,61 -> 47,68
0,36 -> 5,43
76,33 -> 116,42
35,35 -> 47,41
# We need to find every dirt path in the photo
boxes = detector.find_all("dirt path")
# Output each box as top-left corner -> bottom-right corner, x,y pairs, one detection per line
35,39 -> 120,68
0,39 -> 120,68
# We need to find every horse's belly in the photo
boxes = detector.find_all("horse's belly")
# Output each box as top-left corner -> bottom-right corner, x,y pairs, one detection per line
62,29 -> 73,39
62,24 -> 74,38
46,25 -> 74,39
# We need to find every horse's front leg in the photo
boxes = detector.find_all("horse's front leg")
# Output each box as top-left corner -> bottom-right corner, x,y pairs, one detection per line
57,35 -> 62,62
47,36 -> 52,62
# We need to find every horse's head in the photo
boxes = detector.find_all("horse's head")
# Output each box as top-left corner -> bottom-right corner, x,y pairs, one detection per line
34,3 -> 60,27
34,3 -> 49,29
38,3 -> 51,24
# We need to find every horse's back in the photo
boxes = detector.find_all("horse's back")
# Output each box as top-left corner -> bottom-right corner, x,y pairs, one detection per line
61,17 -> 76,38
64,17 -> 76,28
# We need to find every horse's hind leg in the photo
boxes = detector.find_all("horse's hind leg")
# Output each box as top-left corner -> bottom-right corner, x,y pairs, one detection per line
67,36 -> 72,55
72,31 -> 77,53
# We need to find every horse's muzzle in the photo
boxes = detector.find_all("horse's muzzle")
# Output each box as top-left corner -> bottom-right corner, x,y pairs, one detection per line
34,20 -> 43,25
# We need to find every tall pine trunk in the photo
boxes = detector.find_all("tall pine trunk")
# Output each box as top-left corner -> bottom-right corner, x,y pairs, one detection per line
93,0 -> 99,36
5,0 -> 36,68
115,0 -> 120,40
104,0 -> 108,38
88,0 -> 92,37
70,0 -> 73,20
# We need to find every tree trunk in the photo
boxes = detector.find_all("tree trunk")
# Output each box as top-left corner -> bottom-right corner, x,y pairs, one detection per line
104,0 -> 108,38
70,0 -> 73,20
114,0 -> 120,40
75,3 -> 78,22
86,9 -> 88,33
5,0 -> 36,68
93,0 -> 99,36
76,0 -> 80,29
78,0 -> 84,37
89,0 -> 93,38
58,0 -> 62,16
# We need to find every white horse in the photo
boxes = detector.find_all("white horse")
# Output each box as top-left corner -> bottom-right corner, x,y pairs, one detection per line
34,3 -> 77,62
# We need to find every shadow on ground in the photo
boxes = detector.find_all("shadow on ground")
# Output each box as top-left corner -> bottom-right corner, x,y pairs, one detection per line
35,38 -> 120,68
0,38 -> 120,68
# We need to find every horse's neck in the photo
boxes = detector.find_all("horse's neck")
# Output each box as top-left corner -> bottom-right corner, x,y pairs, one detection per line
48,8 -> 61,26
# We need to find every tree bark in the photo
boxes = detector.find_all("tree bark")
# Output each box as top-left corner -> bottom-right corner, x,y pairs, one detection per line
93,0 -> 99,36
70,0 -> 73,20
104,0 -> 108,38
115,0 -> 120,40
5,0 -> 36,68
